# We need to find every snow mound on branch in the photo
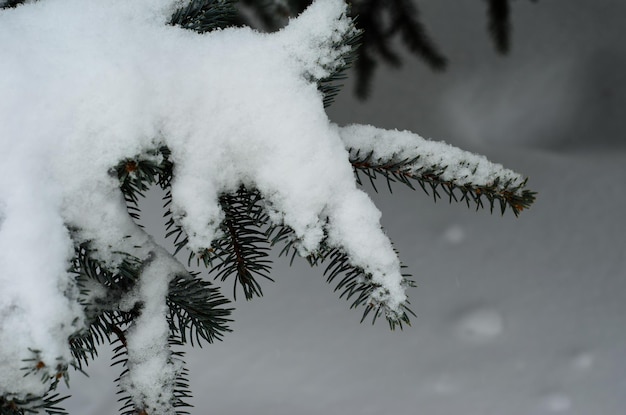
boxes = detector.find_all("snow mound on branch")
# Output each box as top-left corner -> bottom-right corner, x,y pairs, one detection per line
119,251 -> 185,415
338,124 -> 527,190
0,0 -> 406,401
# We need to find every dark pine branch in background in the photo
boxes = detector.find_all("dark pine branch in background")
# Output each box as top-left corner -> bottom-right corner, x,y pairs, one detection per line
0,0 -> 26,8
234,0 -> 538,97
487,0 -> 511,53
352,0 -> 447,97
1,0 -> 537,96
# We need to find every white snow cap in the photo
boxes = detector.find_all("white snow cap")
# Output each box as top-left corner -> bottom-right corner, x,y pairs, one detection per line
338,124 -> 527,190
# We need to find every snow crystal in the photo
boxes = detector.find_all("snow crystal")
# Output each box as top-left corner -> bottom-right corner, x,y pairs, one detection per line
0,0 -> 407,400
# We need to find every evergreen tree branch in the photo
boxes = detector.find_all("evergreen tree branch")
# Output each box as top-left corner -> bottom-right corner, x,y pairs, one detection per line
111,327 -> 133,415
339,124 -> 536,216
115,148 -> 171,224
167,274 -> 233,346
69,245 -> 141,370
170,0 -> 238,33
267,225 -> 415,328
319,248 -> 415,329
236,0 -> 291,30
0,392 -> 69,415
317,20 -> 362,107
70,243 -> 232,413
486,0 -> 511,53
193,188 -> 274,301
0,0 -> 27,10
163,189 -> 191,257
114,337 -> 194,415
233,0 -> 539,97
0,1 -> 543,412
386,0 -> 447,70
167,340 -> 193,415
350,150 -> 535,216
1,351 -> 72,415
19,351 -> 71,395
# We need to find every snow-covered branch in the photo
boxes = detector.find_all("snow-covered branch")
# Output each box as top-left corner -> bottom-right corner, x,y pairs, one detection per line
0,0 -> 535,412
339,124 -> 535,215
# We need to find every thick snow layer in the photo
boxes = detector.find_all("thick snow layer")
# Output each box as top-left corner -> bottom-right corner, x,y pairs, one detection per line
0,0 -> 396,400
0,0 -> 528,403
10,0 -> 622,414
58,0 -> 626,413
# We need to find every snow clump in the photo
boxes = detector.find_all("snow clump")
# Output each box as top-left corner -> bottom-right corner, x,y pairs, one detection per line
0,0 -> 396,403
0,0 -> 528,409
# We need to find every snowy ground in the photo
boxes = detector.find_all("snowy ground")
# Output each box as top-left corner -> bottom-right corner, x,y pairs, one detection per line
64,0 -> 626,414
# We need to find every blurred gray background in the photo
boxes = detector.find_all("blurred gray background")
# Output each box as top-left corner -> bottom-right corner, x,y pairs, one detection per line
67,1 -> 626,414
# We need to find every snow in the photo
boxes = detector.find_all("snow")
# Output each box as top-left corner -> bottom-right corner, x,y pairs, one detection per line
452,306 -> 504,342
119,251 -> 184,414
62,1 -> 620,414
338,124 -> 527,189
3,0 -> 624,414
0,0 -> 529,405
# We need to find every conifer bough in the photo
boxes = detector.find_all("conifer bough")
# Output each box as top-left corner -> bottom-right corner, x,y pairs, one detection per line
0,0 -> 535,413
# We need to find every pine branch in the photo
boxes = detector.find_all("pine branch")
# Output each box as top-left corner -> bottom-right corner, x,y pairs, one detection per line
170,0 -> 238,33
115,337 -> 194,415
486,0 -> 511,53
236,0 -> 292,30
69,244 -> 142,369
167,274 -> 233,346
351,0 -> 446,98
266,223 -> 300,265
233,0 -> 540,98
112,327 -> 133,415
69,310 -> 135,372
72,242 -> 233,350
70,227 -> 232,412
194,188 -> 274,301
115,148 -> 170,223
339,124 -> 536,216
319,248 -> 415,329
163,183 -> 279,304
20,351 -> 71,393
168,340 -> 193,415
162,189 -> 190,257
356,1 -> 403,66
267,225 -> 415,328
0,0 -> 27,9
386,0 -> 447,70
351,150 -> 535,216
353,49 -> 378,100
232,0 -> 445,98
1,350 -> 72,415
0,393 -> 69,415
72,245 -> 140,294
2,248 -> 144,415
318,19 -> 362,107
